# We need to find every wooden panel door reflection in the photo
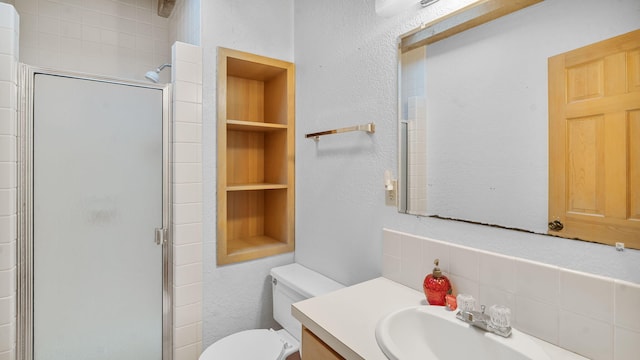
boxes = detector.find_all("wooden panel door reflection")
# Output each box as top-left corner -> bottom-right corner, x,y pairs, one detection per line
549,29 -> 640,248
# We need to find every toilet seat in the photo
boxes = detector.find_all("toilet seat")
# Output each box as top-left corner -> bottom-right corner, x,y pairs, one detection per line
199,329 -> 299,360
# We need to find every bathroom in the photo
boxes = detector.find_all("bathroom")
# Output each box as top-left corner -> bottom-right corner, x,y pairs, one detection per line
0,0 -> 639,359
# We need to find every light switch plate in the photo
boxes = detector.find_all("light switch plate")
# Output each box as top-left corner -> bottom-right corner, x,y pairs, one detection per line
386,180 -> 397,206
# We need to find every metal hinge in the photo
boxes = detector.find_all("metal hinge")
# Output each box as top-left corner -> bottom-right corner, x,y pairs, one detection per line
155,228 -> 167,245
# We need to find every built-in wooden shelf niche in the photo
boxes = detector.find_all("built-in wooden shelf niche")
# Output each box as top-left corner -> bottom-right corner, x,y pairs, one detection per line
217,47 -> 295,265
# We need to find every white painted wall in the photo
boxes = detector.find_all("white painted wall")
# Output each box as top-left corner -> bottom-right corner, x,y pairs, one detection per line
294,0 -> 640,288
199,0 -> 295,347
169,0 -> 200,46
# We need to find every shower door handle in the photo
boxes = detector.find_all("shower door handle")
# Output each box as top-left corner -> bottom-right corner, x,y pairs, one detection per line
155,228 -> 167,245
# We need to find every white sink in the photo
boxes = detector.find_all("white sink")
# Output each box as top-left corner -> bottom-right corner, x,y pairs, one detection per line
375,306 -> 551,360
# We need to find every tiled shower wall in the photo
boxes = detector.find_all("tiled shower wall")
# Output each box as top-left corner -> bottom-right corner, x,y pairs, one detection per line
0,2 -> 204,359
0,4 -> 17,359
171,41 -> 203,360
406,96 -> 426,214
12,0 -> 172,82
400,47 -> 427,215
383,228 -> 640,360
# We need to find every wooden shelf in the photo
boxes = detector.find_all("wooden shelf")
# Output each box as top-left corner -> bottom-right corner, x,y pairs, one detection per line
217,47 -> 295,265
227,236 -> 289,256
227,119 -> 287,132
227,183 -> 288,191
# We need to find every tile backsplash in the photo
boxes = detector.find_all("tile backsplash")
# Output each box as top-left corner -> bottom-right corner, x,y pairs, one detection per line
383,228 -> 640,360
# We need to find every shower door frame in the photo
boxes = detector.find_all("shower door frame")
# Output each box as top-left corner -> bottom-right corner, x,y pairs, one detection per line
16,65 -> 173,360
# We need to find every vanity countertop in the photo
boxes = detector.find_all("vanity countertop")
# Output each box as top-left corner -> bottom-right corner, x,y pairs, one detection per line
292,277 -> 587,360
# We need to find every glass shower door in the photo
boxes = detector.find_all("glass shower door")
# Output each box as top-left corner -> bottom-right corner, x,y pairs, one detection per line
32,73 -> 164,360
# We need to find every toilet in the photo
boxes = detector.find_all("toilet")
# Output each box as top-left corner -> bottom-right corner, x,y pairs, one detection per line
199,263 -> 344,360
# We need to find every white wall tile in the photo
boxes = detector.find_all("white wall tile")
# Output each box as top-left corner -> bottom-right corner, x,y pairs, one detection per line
173,163 -> 202,184
0,55 -> 12,84
560,269 -> 614,323
382,254 -> 401,283
559,310 -> 613,360
0,189 -> 15,216
175,263 -> 203,287
174,243 -> 202,266
173,203 -> 202,225
173,223 -> 203,245
0,243 -> 15,271
39,16 -> 60,36
175,283 -> 202,307
449,274 -> 479,301
174,322 -> 199,348
0,323 -> 13,353
0,109 -> 15,135
174,80 -> 198,103
137,0 -> 153,10
0,163 -> 16,189
478,284 -> 515,314
0,269 -> 14,298
449,245 -> 479,281
174,41 -> 201,64
173,101 -> 198,123
479,252 -> 516,293
174,302 -> 202,328
399,234 -> 423,291
0,28 -> 14,56
173,143 -> 201,163
173,183 -> 202,204
0,83 -> 11,109
174,122 -> 201,143
614,327 -> 640,360
516,259 -> 559,305
39,1 -> 61,18
382,229 -> 401,257
0,349 -> 14,360
0,5 -> 16,29
515,295 -> 559,344
59,4 -> 83,23
174,59 -> 201,83
421,237 -> 450,278
0,296 -> 14,326
174,342 -> 198,360
614,280 -> 640,332
0,216 -> 14,244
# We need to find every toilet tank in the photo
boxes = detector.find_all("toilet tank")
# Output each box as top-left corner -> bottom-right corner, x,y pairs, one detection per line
270,264 -> 344,341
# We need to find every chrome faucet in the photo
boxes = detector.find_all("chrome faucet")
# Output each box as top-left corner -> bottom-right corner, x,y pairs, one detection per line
456,304 -> 512,337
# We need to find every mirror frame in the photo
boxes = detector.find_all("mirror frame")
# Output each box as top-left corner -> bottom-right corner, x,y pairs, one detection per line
400,0 -> 543,53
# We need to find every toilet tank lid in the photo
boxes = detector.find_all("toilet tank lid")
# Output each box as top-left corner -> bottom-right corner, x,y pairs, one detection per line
270,263 -> 344,298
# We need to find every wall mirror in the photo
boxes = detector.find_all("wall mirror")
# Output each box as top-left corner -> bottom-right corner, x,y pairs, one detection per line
398,0 -> 547,225
397,0 -> 547,233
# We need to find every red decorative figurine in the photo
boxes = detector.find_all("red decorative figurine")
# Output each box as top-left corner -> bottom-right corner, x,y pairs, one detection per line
423,259 -> 452,306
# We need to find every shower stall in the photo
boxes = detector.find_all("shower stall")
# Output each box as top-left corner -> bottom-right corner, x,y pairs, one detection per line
17,67 -> 172,360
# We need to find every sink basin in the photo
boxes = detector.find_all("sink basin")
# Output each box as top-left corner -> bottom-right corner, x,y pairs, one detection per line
375,306 -> 550,360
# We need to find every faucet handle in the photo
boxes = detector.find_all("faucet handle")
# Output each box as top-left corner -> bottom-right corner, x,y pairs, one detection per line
489,304 -> 511,328
456,294 -> 476,312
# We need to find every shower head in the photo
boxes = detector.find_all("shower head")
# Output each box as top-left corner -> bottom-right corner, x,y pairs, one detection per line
145,70 -> 160,83
145,63 -> 172,83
